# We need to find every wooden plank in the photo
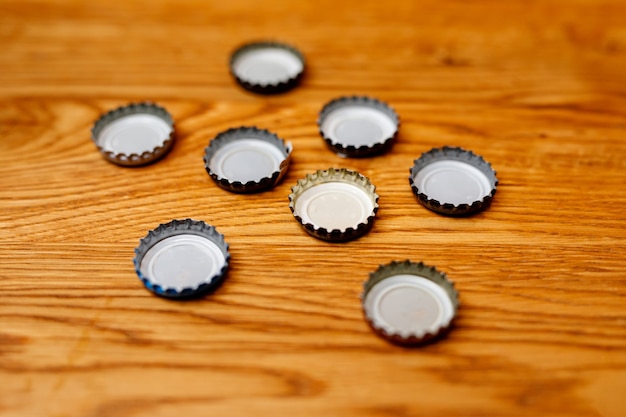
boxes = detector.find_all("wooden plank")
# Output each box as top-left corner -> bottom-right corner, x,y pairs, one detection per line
1,0 -> 625,416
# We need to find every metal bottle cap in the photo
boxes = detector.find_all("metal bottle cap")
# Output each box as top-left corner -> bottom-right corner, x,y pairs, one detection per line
91,102 -> 175,166
230,41 -> 305,94
133,219 -> 230,299
409,146 -> 498,216
318,96 -> 399,157
204,127 -> 292,193
362,260 -> 459,346
288,168 -> 379,242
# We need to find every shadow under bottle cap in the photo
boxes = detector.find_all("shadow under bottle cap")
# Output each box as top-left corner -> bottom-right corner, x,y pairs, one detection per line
362,260 -> 459,346
288,168 -> 379,242
409,146 -> 498,216
318,96 -> 399,158
204,126 -> 292,193
230,41 -> 305,94
91,102 -> 175,167
133,219 -> 230,299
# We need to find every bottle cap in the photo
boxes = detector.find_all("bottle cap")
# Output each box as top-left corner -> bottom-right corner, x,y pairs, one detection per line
409,146 -> 498,216
230,41 -> 305,94
91,102 -> 175,166
318,96 -> 399,157
204,127 -> 292,193
133,219 -> 230,299
288,168 -> 379,242
362,260 -> 459,346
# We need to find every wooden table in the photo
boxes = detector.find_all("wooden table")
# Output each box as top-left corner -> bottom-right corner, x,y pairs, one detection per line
2,1 -> 625,416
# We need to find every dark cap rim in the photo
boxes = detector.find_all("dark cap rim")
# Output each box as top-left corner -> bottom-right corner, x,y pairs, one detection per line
362,260 -> 459,346
133,219 -> 230,299
409,146 -> 498,216
230,40 -> 305,95
317,95 -> 400,158
204,126 -> 292,194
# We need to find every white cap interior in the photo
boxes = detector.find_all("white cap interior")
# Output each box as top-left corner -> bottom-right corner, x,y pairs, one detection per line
209,138 -> 286,183
139,234 -> 226,292
413,160 -> 492,205
364,274 -> 455,337
232,47 -> 303,85
294,182 -> 374,232
96,113 -> 172,155
320,105 -> 397,147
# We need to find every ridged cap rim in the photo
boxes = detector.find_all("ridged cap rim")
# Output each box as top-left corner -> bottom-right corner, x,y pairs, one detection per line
288,168 -> 379,242
203,126 -> 292,193
409,146 -> 498,216
362,260 -> 459,346
91,102 -> 175,167
133,219 -> 230,299
230,40 -> 305,95
317,96 -> 400,158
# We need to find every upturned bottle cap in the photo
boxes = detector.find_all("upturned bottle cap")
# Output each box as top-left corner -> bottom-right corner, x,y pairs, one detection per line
288,168 -> 379,242
204,127 -> 292,193
318,96 -> 399,157
362,260 -> 459,346
409,146 -> 498,216
91,102 -> 175,166
230,41 -> 305,94
133,219 -> 230,299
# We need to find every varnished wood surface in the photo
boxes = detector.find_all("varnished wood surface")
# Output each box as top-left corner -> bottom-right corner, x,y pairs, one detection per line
1,1 -> 626,416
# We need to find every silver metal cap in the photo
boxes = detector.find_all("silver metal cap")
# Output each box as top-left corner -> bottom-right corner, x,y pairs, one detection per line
133,219 -> 230,299
362,260 -> 459,346
318,96 -> 399,157
230,41 -> 305,94
409,146 -> 498,216
204,127 -> 292,193
288,168 -> 379,242
91,102 -> 175,167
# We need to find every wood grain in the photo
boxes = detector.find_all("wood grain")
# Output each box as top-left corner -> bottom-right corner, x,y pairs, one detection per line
1,0 -> 626,416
